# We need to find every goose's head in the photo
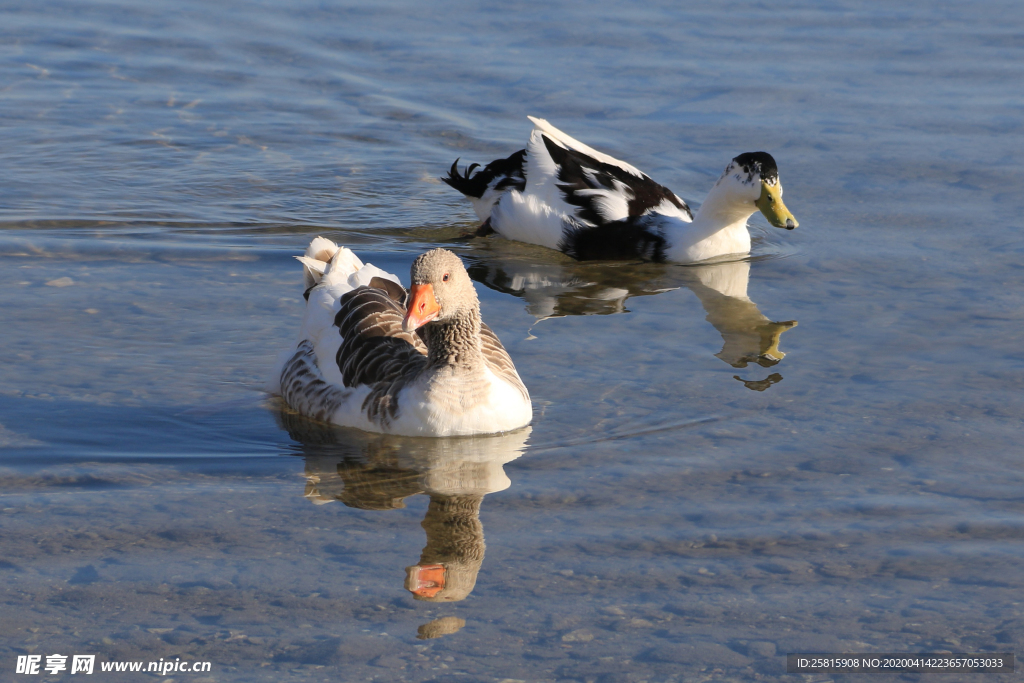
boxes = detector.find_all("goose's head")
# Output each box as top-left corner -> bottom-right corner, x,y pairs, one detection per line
403,248 -> 479,332
718,152 -> 798,230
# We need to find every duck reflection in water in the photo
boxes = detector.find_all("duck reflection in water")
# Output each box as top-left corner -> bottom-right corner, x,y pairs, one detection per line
275,408 -> 529,614
464,248 -> 796,389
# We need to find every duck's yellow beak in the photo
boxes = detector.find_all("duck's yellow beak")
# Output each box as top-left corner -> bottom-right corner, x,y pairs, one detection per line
755,180 -> 798,230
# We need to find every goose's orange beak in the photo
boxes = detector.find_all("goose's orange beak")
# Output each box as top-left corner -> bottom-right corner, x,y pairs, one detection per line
403,283 -> 440,333
405,563 -> 446,598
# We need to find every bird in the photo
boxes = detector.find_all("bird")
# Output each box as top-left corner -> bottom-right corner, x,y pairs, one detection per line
271,237 -> 532,437
442,116 -> 798,264
466,253 -> 797,376
277,406 -> 531,603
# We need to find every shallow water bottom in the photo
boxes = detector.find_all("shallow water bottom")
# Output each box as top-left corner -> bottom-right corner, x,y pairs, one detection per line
2,398 -> 1021,683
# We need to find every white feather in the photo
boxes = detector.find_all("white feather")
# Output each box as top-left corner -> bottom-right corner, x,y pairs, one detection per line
527,116 -> 644,177
304,236 -> 342,262
573,175 -> 633,222
490,190 -> 569,251
649,196 -> 693,222
524,130 -> 575,213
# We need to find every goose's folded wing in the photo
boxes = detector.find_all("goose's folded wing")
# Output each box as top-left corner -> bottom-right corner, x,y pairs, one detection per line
537,132 -> 693,225
335,281 -> 428,388
479,322 -> 530,403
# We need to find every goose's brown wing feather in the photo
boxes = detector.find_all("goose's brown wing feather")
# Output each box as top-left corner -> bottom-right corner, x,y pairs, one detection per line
479,322 -> 530,403
334,283 -> 427,389
280,280 -> 425,430
334,281 -> 528,423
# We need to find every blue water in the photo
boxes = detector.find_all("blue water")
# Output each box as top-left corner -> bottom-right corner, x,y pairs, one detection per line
2,0 -> 1023,680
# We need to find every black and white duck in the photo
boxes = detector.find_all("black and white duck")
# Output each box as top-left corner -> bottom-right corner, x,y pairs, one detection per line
443,117 -> 798,264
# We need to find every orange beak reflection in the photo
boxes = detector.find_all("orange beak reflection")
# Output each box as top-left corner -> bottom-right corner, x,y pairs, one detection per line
403,283 -> 440,333
405,563 -> 446,598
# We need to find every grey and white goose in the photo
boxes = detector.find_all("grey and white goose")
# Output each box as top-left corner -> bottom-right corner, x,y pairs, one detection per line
271,238 -> 531,436
443,117 -> 798,264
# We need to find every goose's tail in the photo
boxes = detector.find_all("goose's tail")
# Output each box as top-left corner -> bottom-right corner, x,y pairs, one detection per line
294,236 -> 365,295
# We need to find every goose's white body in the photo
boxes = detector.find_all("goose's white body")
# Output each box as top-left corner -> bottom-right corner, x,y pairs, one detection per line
381,365 -> 532,438
271,239 -> 532,437
444,117 -> 796,264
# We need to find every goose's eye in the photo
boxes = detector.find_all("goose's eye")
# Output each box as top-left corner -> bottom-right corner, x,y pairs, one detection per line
442,273 -> 450,282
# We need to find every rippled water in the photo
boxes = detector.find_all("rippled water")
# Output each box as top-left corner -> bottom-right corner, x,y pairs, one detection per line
2,0 -> 1023,680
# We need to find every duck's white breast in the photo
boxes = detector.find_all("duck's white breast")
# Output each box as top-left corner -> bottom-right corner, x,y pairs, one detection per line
668,221 -> 752,264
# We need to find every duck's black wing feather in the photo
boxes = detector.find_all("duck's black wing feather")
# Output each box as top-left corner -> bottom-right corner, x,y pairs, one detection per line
540,134 -> 692,225
559,215 -> 670,263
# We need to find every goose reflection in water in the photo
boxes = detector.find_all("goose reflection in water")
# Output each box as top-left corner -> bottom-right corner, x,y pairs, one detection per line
464,249 -> 796,390
275,408 -> 528,634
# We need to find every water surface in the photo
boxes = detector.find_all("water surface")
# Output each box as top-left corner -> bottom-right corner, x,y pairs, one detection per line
2,0 -> 1023,681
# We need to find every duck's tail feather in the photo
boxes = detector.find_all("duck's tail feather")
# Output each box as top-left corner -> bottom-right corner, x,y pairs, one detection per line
442,151 -> 528,222
442,149 -> 527,215
441,157 -> 486,198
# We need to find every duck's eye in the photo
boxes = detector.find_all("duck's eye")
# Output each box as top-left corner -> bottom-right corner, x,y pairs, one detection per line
442,273 -> 450,282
